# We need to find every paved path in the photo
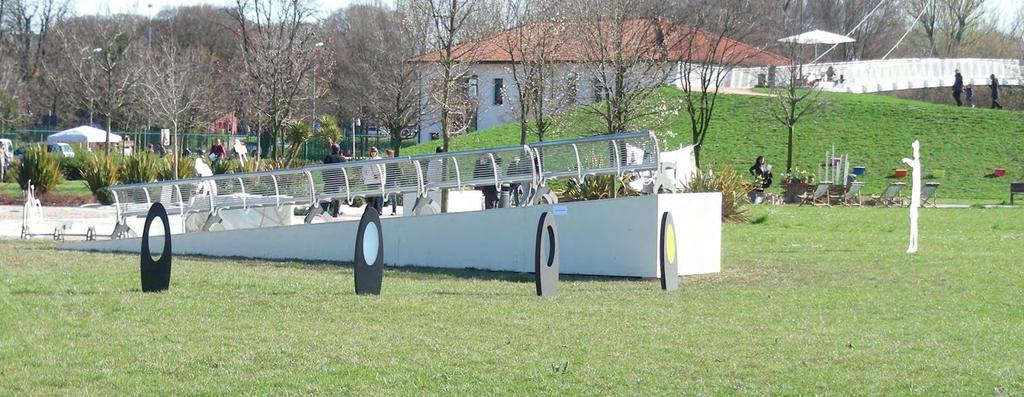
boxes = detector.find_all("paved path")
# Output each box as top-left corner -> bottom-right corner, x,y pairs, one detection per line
0,203 -> 404,240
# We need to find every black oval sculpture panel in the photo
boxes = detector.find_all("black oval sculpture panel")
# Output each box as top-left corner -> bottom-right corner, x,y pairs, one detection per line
660,211 -> 678,291
535,211 -> 559,297
140,202 -> 172,293
354,206 -> 384,295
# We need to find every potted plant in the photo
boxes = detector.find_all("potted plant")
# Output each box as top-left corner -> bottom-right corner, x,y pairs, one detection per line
781,167 -> 814,203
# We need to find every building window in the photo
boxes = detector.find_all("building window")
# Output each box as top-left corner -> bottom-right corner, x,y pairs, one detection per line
592,78 -> 606,103
493,78 -> 504,105
468,75 -> 479,98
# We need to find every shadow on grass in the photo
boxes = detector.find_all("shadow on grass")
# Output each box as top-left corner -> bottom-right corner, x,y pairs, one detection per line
175,253 -> 638,284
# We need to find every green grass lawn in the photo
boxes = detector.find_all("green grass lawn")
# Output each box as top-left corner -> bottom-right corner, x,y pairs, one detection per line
2,206 -> 1022,394
405,88 -> 1024,201
0,181 -> 92,198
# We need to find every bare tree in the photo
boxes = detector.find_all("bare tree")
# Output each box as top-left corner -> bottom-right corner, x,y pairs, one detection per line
768,1 -> 827,173
143,41 -> 213,178
806,0 -> 905,61
942,0 -> 986,56
570,0 -> 675,135
334,3 -> 423,156
1012,4 -> 1024,58
232,0 -> 320,162
409,0 -> 484,152
677,0 -> 767,168
48,15 -> 144,154
908,0 -> 942,56
496,0 -> 565,144
0,0 -> 69,128
907,0 -> 987,57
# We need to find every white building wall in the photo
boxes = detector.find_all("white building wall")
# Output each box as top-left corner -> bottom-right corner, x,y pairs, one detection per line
416,62 -> 681,142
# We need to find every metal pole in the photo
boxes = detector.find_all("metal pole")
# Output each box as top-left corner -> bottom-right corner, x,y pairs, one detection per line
312,64 -> 316,126
146,3 -> 152,138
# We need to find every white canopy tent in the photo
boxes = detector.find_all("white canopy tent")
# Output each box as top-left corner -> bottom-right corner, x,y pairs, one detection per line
778,30 -> 856,45
46,126 -> 122,144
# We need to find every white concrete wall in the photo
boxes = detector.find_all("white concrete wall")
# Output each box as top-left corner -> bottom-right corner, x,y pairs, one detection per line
61,193 -> 721,278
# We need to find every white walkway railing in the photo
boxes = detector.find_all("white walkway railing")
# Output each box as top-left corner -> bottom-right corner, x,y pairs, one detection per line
106,131 -> 662,237
715,58 -> 1024,94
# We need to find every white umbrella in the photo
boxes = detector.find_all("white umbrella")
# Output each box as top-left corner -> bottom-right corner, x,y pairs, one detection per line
46,126 -> 122,144
778,30 -> 856,45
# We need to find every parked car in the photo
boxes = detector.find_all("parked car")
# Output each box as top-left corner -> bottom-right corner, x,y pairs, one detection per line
13,142 -> 75,160
46,143 -> 75,158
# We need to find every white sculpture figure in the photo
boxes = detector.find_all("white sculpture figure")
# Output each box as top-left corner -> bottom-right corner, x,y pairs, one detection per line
902,140 -> 921,253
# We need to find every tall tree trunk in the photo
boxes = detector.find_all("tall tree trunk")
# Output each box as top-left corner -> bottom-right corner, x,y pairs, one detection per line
172,121 -> 179,179
786,124 -> 795,173
519,119 -> 528,145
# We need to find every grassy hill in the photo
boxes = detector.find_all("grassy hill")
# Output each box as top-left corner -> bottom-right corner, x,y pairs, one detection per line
406,87 -> 1024,200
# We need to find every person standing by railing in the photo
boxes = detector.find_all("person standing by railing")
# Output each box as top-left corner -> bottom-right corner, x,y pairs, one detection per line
952,69 -> 964,107
384,149 -> 400,216
322,144 -> 347,217
989,74 -> 1003,109
362,146 -> 383,214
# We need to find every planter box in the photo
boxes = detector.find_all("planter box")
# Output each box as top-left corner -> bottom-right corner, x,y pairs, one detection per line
893,169 -> 908,178
782,182 -> 809,204
994,168 -> 1007,177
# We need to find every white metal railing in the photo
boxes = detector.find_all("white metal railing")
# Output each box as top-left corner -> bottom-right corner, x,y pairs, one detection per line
107,131 -> 661,235
718,58 -> 1024,93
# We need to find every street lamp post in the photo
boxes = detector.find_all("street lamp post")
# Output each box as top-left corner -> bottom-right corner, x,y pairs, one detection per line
351,117 -> 360,158
83,47 -> 102,128
147,3 -> 153,142
312,42 -> 324,127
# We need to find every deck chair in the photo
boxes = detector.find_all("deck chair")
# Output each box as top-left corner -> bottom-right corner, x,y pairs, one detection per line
799,181 -> 832,206
871,182 -> 905,207
919,182 -> 940,207
842,182 -> 865,206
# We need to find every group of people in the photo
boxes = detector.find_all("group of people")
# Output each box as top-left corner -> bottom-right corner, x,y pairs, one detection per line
320,144 -> 401,217
952,70 -> 1003,109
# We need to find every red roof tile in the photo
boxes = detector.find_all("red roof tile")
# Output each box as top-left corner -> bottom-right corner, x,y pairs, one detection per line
411,18 -> 789,66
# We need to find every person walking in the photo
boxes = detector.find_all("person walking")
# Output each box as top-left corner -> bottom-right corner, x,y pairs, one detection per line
952,69 -> 964,107
989,74 -> 1003,109
965,85 -> 975,108
748,156 -> 773,204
